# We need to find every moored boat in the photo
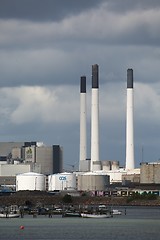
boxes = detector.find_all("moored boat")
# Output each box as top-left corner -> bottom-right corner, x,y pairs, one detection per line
62,211 -> 81,217
0,205 -> 20,218
0,212 -> 20,218
112,209 -> 122,215
81,213 -> 112,218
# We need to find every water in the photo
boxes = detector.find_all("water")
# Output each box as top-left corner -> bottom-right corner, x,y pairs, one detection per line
0,206 -> 160,240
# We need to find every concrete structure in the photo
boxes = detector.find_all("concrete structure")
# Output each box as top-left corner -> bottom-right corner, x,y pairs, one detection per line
0,176 -> 16,188
140,162 -> 160,184
23,144 -> 63,174
125,69 -> 135,170
77,172 -> 109,191
102,161 -> 111,171
101,161 -> 119,171
24,146 -> 36,163
91,64 -> 101,171
36,146 -> 54,175
0,164 -> 35,176
48,172 -> 76,191
0,142 -> 24,164
102,169 -> 127,184
0,142 -> 63,176
0,142 -> 24,156
53,145 -> 63,174
122,169 -> 140,185
111,161 -> 119,171
79,76 -> 88,171
122,174 -> 140,185
11,147 -> 22,161
16,172 -> 46,191
0,162 -> 41,190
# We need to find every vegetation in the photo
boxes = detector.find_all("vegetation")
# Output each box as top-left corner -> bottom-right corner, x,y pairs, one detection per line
62,194 -> 73,204
0,191 -> 159,206
127,192 -> 158,203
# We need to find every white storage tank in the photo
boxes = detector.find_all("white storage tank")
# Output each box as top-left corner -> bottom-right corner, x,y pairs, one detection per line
48,172 -> 76,191
16,172 -> 46,191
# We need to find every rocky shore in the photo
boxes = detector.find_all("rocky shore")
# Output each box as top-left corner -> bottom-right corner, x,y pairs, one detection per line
0,191 -> 160,207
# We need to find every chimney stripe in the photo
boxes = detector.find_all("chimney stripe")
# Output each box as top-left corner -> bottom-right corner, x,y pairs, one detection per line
80,76 -> 86,93
127,69 -> 133,88
92,64 -> 99,88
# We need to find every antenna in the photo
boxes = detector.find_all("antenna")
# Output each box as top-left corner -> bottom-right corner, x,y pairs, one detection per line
142,145 -> 144,163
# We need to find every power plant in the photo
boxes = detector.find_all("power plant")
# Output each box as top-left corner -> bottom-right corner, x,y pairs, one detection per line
79,65 -> 136,172
76,64 -> 141,191
0,65 -> 159,195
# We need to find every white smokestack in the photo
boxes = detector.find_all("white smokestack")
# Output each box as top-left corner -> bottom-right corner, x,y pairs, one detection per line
125,69 -> 135,170
79,76 -> 87,171
91,64 -> 101,171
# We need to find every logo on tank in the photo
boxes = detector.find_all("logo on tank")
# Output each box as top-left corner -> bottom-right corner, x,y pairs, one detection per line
59,176 -> 67,181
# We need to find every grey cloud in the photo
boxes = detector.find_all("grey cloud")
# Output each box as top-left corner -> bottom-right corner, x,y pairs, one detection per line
1,5 -> 160,52
0,0 -> 160,169
0,0 -> 105,21
106,0 -> 160,13
0,44 -> 159,88
1,0 -> 160,22
135,120 -> 160,163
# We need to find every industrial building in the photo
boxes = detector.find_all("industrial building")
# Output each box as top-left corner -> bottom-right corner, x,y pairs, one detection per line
140,162 -> 160,184
0,142 -> 63,190
0,65 -> 159,194
0,141 -> 63,175
78,65 -> 138,190
77,65 -> 160,195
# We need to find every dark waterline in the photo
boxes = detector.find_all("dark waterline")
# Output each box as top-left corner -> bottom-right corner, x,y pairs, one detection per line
0,206 -> 160,240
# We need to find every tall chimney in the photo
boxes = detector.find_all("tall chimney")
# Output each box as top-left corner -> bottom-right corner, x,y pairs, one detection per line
125,69 -> 135,170
79,76 -> 87,171
91,64 -> 101,171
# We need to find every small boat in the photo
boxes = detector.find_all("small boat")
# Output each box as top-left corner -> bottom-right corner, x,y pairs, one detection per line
112,209 -> 122,215
81,213 -> 112,218
0,205 -> 20,218
0,212 -> 20,218
62,211 -> 81,217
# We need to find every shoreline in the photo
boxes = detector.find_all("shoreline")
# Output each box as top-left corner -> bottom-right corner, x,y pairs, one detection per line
0,191 -> 160,207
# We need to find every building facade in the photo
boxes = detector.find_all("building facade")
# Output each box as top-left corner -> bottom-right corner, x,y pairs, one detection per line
0,142 -> 63,176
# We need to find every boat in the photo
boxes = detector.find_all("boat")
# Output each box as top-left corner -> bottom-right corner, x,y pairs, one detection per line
0,205 -> 20,218
112,209 -> 122,215
81,213 -> 112,218
0,212 -> 20,218
62,211 -> 81,217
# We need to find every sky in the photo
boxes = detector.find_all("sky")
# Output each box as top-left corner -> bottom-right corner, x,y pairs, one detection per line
0,0 -> 160,170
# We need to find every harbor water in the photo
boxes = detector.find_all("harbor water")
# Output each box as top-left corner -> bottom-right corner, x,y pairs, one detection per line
0,206 -> 160,240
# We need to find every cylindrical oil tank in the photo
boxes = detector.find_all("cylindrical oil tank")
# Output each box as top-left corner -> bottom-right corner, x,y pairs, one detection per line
111,161 -> 119,170
16,172 -> 46,191
102,161 -> 111,171
77,172 -> 109,191
48,172 -> 76,191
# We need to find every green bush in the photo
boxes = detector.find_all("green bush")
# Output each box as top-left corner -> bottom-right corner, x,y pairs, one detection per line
62,194 -> 73,203
126,192 -> 157,202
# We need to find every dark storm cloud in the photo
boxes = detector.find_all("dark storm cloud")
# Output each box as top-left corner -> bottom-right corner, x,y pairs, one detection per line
0,0 -> 105,21
106,0 -> 160,12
